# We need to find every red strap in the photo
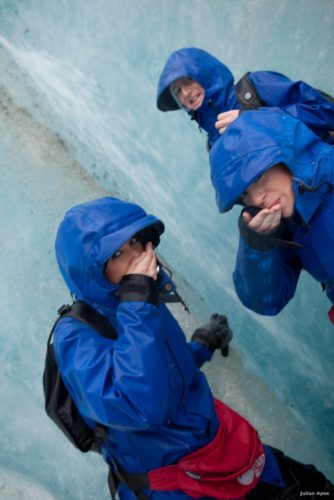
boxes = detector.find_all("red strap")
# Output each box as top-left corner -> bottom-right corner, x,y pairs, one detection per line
328,305 -> 334,325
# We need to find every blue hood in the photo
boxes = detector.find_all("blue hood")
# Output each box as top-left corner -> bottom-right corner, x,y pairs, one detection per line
55,197 -> 164,309
157,47 -> 235,112
210,109 -> 334,220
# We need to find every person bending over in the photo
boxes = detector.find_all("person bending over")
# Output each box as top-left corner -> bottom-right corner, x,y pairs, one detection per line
210,109 -> 334,323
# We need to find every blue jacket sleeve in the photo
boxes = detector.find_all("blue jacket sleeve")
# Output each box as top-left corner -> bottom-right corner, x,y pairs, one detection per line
187,341 -> 213,368
249,71 -> 334,140
54,300 -> 174,432
233,236 -> 302,315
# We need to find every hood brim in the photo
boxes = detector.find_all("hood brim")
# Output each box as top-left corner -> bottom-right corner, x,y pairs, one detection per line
96,216 -> 164,266
157,85 -> 180,111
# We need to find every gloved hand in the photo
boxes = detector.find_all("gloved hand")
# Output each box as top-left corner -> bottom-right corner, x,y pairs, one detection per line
191,314 -> 233,357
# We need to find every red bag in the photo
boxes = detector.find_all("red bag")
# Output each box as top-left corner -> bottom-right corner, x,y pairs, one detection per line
148,398 -> 265,499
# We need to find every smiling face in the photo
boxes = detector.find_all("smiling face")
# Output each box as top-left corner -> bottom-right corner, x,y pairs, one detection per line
104,235 -> 144,285
241,164 -> 295,217
171,77 -> 205,110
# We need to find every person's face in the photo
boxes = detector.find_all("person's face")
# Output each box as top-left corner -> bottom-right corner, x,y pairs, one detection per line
104,235 -> 144,285
172,77 -> 205,110
241,164 -> 295,217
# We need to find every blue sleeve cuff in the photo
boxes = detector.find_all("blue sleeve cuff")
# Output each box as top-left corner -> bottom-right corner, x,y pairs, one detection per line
260,445 -> 286,488
188,341 -> 213,368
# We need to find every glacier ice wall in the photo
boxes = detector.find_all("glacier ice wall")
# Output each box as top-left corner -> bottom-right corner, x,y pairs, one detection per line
0,1 -> 333,497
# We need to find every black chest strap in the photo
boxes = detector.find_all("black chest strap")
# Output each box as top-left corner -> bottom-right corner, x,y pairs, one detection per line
108,467 -> 149,500
56,301 -> 117,339
235,72 -> 266,110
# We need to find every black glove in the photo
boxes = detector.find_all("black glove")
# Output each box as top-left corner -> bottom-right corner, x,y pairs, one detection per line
191,314 -> 233,357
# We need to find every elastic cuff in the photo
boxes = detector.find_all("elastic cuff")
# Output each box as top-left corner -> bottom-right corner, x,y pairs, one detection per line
117,274 -> 159,306
189,341 -> 213,364
193,338 -> 214,353
191,328 -> 215,352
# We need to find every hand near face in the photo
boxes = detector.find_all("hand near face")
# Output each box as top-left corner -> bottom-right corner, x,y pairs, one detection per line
215,109 -> 239,134
243,204 -> 282,234
126,242 -> 158,280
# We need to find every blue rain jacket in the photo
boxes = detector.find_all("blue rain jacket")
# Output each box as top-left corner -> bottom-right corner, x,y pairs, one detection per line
210,110 -> 334,315
54,197 -> 220,499
157,47 -> 334,146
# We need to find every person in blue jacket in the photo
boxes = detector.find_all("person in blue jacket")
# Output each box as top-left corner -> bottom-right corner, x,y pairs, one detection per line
53,196 -> 332,499
156,47 -> 334,148
210,109 -> 334,322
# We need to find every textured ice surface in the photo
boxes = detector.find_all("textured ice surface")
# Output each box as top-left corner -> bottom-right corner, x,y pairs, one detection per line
0,468 -> 55,500
0,1 -> 333,497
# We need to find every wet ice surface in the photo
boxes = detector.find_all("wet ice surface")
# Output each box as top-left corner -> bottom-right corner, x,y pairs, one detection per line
0,99 -> 110,499
0,66 -> 333,500
0,0 -> 333,497
0,468 -> 55,500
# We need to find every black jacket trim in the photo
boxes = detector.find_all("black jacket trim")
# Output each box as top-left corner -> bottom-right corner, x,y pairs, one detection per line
117,275 -> 160,306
